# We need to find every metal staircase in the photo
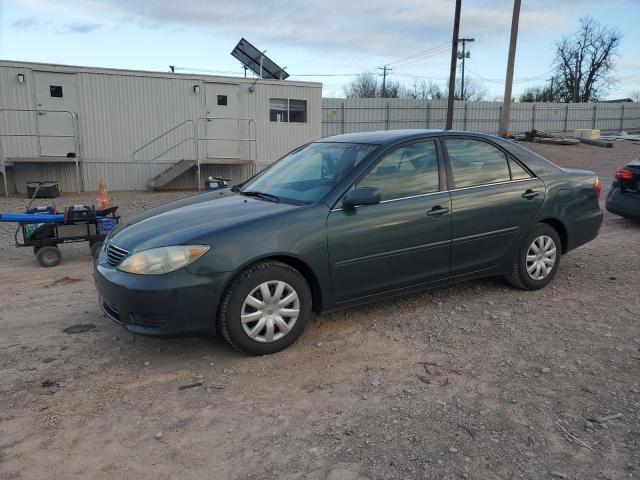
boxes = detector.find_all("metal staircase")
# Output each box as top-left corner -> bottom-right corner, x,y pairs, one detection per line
131,117 -> 256,191
149,159 -> 197,189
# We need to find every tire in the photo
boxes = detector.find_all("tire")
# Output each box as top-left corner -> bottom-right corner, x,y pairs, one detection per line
36,245 -> 62,267
505,223 -> 561,290
90,241 -> 104,259
217,260 -> 312,355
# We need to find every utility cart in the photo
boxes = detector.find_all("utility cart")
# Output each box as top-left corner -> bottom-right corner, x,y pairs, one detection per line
1,204 -> 119,267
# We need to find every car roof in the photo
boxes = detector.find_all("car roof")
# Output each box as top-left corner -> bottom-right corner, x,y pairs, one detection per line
316,129 -> 498,146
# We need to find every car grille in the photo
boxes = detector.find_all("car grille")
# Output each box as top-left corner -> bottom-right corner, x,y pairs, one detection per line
106,243 -> 130,266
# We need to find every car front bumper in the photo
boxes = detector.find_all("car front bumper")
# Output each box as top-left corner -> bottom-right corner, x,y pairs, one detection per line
94,262 -> 230,336
606,187 -> 640,220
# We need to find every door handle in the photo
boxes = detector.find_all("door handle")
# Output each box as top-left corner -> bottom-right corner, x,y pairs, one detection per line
522,189 -> 540,200
427,205 -> 449,217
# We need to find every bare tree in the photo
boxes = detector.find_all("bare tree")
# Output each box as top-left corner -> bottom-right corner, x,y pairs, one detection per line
344,73 -> 378,98
630,90 -> 640,102
554,16 -> 622,102
518,83 -> 559,102
406,80 -> 445,100
449,78 -> 487,101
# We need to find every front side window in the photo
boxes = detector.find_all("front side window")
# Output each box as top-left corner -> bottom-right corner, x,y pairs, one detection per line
445,139 -> 511,188
242,142 -> 377,203
358,141 -> 440,201
269,98 -> 307,123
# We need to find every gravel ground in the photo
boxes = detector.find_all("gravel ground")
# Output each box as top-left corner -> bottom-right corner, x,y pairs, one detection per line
1,141 -> 639,480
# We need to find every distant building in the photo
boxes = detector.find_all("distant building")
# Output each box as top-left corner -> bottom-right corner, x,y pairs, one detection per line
0,60 -> 322,194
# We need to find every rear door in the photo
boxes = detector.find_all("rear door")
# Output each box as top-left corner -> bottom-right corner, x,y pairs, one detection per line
443,137 -> 545,275
327,139 -> 451,302
33,71 -> 78,156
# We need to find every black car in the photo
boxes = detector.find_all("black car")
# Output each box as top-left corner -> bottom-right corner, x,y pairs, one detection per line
94,130 -> 603,355
606,159 -> 640,221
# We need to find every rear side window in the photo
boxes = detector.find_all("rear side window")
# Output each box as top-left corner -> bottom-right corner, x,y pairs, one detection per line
445,139 -> 510,188
509,158 -> 532,180
358,141 -> 440,201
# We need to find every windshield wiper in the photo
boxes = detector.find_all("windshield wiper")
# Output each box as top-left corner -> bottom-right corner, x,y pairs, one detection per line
239,190 -> 280,203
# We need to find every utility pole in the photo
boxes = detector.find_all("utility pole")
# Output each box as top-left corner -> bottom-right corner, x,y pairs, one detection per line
499,0 -> 521,138
378,65 -> 392,97
548,76 -> 554,102
446,0 -> 462,130
458,38 -> 474,101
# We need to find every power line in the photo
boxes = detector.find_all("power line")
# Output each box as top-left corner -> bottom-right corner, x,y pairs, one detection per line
384,42 -> 452,67
390,45 -> 452,70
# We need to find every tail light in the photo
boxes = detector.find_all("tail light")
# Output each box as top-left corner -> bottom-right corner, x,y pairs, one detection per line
615,167 -> 635,181
594,178 -> 601,200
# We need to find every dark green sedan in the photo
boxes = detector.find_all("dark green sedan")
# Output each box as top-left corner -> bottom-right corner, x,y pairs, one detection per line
94,130 -> 603,355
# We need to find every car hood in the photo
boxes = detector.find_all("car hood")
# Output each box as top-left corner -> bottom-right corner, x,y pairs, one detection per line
109,191 -> 300,252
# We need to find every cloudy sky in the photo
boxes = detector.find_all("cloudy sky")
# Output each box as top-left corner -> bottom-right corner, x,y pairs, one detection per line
1,0 -> 639,99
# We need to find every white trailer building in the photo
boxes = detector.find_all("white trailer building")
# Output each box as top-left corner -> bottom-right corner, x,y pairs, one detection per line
0,60 -> 322,195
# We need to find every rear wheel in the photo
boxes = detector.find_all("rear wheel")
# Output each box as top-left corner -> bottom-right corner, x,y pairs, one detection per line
36,245 -> 62,267
217,261 -> 312,355
505,223 -> 561,290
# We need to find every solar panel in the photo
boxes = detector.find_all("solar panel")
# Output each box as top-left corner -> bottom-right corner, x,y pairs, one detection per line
231,38 -> 289,80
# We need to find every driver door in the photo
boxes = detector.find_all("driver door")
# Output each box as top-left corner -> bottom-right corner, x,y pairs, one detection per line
326,139 -> 452,303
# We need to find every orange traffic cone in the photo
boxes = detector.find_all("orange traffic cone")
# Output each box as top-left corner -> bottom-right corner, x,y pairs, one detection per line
97,178 -> 109,209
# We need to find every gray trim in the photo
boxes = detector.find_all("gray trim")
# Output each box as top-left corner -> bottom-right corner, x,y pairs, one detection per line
331,177 -> 538,212
449,177 -> 538,193
333,239 -> 451,268
452,226 -> 520,244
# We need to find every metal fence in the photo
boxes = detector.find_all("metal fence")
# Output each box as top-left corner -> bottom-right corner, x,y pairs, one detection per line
322,98 -> 640,137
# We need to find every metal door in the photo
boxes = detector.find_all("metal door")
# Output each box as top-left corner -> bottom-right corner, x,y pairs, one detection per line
204,83 -> 240,160
33,72 -> 78,157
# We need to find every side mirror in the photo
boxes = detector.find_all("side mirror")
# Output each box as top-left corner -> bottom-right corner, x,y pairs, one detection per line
343,187 -> 381,209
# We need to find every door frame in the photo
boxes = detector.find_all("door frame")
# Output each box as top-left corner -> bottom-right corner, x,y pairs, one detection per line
203,82 -> 240,160
33,71 -> 79,157
437,134 -> 538,191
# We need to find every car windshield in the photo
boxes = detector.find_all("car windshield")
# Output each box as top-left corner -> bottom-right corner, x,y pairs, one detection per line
240,142 -> 378,203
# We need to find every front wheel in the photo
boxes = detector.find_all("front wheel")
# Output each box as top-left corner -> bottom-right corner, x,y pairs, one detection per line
217,261 -> 312,355
505,223 -> 561,290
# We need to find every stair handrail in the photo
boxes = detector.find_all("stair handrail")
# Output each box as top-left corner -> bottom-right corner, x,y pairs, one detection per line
132,119 -> 197,163
196,117 -> 257,162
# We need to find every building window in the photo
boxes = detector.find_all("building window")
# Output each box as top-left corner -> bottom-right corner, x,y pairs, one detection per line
50,85 -> 63,98
217,95 -> 227,106
289,100 -> 307,123
269,98 -> 307,123
270,98 -> 288,122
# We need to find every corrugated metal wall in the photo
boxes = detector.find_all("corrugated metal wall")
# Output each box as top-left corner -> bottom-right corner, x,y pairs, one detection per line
0,61 -> 321,194
322,98 -> 640,137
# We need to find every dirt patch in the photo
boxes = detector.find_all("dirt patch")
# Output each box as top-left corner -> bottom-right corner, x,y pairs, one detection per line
62,323 -> 96,334
48,276 -> 83,287
1,142 -> 639,479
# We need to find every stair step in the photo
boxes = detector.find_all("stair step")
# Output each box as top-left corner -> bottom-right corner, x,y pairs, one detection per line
150,159 -> 196,189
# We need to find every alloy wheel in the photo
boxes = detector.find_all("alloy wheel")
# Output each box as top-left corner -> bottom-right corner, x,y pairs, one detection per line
240,280 -> 300,343
526,235 -> 557,280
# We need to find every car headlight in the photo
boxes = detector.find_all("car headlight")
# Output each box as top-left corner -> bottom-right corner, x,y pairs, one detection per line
117,245 -> 210,275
